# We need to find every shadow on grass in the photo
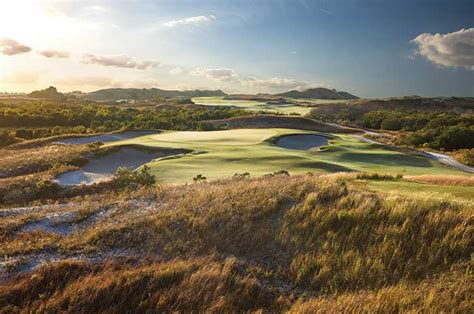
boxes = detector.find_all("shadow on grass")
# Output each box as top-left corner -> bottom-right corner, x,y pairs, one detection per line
294,161 -> 354,172
338,152 -> 433,167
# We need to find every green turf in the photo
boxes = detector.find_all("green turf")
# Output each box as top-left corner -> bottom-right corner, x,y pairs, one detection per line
192,96 -> 313,115
108,128 -> 468,184
366,180 -> 474,202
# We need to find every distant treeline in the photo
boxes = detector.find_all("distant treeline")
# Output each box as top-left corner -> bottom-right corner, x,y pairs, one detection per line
0,102 -> 248,146
310,98 -> 474,151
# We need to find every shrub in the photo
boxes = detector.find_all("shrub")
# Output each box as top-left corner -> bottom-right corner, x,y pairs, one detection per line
233,172 -> 250,179
113,165 -> 156,188
0,130 -> 17,147
356,173 -> 403,181
193,174 -> 207,183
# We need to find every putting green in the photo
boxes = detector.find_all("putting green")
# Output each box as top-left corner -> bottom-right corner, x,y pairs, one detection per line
108,128 -> 468,184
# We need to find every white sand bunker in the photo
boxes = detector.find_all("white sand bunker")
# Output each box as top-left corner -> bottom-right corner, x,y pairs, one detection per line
276,134 -> 328,150
56,146 -> 187,186
56,131 -> 157,145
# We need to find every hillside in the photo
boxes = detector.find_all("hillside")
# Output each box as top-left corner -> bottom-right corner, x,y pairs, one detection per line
277,87 -> 359,100
83,88 -> 227,101
311,97 -> 474,115
200,114 -> 358,133
0,174 -> 471,312
28,86 -> 67,100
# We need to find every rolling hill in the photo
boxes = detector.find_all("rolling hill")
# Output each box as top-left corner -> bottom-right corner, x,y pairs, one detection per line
83,88 -> 227,101
276,87 -> 359,99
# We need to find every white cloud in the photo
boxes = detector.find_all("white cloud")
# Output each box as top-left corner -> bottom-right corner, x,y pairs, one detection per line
0,38 -> 31,55
169,67 -> 185,75
191,67 -> 237,81
411,28 -> 474,70
37,49 -> 70,58
240,76 -> 312,90
82,54 -> 159,70
163,15 -> 216,28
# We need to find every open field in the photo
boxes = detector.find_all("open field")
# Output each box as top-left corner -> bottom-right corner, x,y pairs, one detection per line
108,128 -> 467,184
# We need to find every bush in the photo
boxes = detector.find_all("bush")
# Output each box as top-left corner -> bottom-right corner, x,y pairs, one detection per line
15,128 -> 33,139
233,172 -> 250,179
0,130 -> 17,147
193,174 -> 207,183
356,173 -> 403,181
113,165 -> 156,188
381,118 -> 402,130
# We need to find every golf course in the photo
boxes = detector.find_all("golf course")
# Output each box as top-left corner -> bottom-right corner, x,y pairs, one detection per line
192,96 -> 322,115
96,128 -> 468,185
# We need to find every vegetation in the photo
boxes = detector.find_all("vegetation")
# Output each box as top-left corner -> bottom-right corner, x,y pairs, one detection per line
452,149 -> 474,166
83,87 -> 226,101
113,165 -> 156,188
107,129 -> 465,184
310,99 -> 474,152
276,87 -> 358,99
0,94 -> 471,312
0,100 -> 248,146
28,86 -> 67,100
0,174 -> 471,311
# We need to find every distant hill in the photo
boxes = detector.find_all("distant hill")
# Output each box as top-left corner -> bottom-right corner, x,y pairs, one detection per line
83,88 -> 227,101
28,86 -> 67,100
276,88 -> 358,100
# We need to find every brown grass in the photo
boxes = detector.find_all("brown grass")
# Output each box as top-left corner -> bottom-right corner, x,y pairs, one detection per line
0,174 -> 472,312
404,174 -> 474,186
289,263 -> 473,313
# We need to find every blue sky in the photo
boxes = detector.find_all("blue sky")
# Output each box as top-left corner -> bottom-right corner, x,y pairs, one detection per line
0,0 -> 472,97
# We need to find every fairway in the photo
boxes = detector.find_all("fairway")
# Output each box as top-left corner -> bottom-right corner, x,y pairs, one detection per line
192,96 -> 314,115
108,128 -> 468,184
366,180 -> 474,202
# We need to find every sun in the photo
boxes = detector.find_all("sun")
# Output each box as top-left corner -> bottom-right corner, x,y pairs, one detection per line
0,0 -> 98,48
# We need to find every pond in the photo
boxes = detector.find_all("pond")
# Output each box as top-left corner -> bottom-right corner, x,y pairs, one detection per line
276,134 -> 328,150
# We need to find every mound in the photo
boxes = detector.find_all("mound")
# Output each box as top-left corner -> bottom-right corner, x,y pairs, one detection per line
311,97 -> 474,116
277,87 -> 358,100
0,174 -> 471,312
83,88 -> 227,101
200,115 -> 358,133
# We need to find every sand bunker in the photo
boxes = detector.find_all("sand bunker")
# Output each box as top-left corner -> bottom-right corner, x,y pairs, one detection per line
56,146 -> 187,186
56,131 -> 157,145
276,134 -> 328,150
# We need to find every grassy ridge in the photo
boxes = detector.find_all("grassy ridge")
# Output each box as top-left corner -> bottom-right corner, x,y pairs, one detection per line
0,174 -> 472,311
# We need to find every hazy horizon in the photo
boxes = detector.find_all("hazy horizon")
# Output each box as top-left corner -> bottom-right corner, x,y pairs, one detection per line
0,0 -> 473,98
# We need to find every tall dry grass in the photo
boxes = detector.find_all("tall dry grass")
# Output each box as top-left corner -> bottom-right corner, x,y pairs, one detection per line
0,174 -> 472,312
404,174 -> 474,186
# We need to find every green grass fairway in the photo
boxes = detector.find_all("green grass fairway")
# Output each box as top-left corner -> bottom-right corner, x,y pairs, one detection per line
192,96 -> 313,115
108,128 -> 468,184
366,180 -> 474,202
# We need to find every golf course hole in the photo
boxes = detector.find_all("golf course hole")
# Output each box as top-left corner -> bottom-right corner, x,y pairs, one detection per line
276,134 -> 329,150
55,145 -> 189,186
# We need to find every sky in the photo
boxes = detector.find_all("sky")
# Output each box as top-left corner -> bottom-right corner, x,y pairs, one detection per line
0,0 -> 473,97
